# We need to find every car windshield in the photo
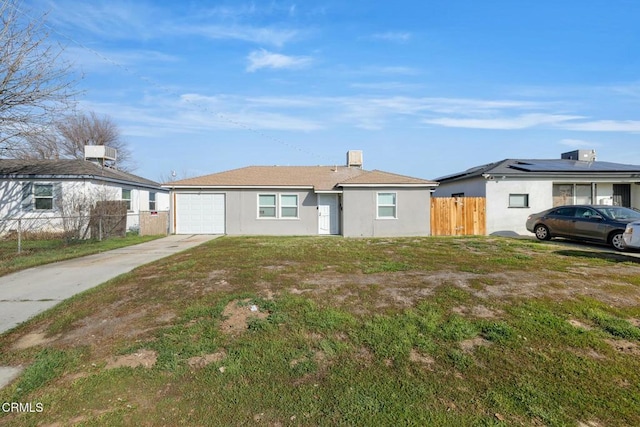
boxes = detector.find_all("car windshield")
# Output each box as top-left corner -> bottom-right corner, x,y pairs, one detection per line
597,206 -> 640,220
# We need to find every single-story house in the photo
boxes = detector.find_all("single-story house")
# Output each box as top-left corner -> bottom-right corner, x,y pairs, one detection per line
434,150 -> 640,235
163,151 -> 438,237
0,151 -> 169,235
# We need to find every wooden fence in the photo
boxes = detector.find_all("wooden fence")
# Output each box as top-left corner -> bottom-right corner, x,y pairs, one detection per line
139,211 -> 169,236
430,197 -> 486,236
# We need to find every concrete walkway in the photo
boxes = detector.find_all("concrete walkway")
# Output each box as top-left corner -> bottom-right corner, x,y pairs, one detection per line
0,234 -> 219,335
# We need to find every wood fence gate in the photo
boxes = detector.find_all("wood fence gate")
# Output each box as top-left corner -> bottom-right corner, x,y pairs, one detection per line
140,211 -> 169,236
430,197 -> 486,236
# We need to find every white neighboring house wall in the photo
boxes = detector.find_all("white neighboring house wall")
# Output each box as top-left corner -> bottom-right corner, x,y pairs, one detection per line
437,177 -> 640,236
0,179 -> 169,235
485,179 -> 551,235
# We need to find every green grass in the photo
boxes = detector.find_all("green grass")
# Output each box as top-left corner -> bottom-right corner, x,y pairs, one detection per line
0,234 -> 163,277
1,236 -> 640,426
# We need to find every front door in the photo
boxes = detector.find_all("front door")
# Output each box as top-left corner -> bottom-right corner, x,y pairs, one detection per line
613,184 -> 631,207
318,194 -> 339,235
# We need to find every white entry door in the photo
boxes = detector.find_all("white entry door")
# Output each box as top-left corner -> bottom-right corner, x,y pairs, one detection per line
318,194 -> 339,235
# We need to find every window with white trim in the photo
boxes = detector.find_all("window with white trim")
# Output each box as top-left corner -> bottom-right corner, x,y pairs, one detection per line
149,192 -> 156,211
21,183 -> 57,211
258,194 -> 277,218
509,193 -> 529,208
34,184 -> 54,210
122,189 -> 132,211
280,194 -> 298,218
377,192 -> 397,218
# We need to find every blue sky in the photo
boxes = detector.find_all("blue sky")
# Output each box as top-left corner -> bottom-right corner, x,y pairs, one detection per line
24,0 -> 640,181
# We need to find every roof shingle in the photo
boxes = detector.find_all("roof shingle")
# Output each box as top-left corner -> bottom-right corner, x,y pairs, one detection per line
166,166 -> 436,190
0,159 -> 162,189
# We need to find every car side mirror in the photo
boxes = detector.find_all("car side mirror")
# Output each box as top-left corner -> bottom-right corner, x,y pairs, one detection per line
592,214 -> 603,220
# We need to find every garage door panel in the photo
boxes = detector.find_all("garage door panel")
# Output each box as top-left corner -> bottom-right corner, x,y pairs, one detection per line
175,193 -> 225,234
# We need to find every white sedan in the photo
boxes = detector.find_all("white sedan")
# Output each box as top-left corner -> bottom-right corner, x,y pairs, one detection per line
623,221 -> 640,249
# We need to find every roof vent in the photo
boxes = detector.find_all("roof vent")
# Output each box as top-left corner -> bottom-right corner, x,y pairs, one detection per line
84,145 -> 117,168
346,150 -> 363,168
561,149 -> 596,162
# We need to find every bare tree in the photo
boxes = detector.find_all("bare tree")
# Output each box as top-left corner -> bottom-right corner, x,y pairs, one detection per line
0,0 -> 77,154
12,133 -> 61,159
56,111 -> 136,171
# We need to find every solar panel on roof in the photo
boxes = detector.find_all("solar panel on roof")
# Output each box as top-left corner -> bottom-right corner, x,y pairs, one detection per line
508,160 -> 640,173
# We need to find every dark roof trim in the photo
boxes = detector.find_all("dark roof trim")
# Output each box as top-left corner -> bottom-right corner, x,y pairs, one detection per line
436,159 -> 640,183
0,174 -> 167,192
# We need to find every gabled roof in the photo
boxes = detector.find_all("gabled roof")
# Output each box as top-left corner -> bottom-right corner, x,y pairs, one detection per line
0,159 -> 163,190
165,166 -> 436,191
339,170 -> 437,186
436,158 -> 640,183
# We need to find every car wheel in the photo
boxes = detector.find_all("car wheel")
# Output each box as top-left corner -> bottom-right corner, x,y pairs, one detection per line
534,224 -> 551,241
610,232 -> 626,251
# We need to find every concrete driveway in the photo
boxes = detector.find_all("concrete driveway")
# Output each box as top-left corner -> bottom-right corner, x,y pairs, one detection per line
0,234 -> 219,335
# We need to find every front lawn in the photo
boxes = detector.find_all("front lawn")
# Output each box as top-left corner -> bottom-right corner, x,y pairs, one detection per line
1,236 -> 639,425
0,234 -> 163,277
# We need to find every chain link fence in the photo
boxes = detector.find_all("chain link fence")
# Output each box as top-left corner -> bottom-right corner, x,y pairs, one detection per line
0,211 -> 168,254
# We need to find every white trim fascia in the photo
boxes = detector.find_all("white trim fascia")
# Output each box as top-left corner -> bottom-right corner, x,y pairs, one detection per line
314,190 -> 343,194
483,173 -> 640,181
163,185 -> 314,190
338,183 -> 437,188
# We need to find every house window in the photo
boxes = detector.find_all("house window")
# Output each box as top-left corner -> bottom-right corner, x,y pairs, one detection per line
452,192 -> 465,197
258,194 -> 277,218
377,192 -> 397,218
280,194 -> 298,218
34,184 -> 54,210
149,192 -> 156,211
122,189 -> 132,211
509,194 -> 529,208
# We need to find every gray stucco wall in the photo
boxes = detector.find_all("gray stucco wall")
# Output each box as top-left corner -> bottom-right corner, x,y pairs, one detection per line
341,187 -> 431,237
433,177 -> 487,197
225,189 -> 318,235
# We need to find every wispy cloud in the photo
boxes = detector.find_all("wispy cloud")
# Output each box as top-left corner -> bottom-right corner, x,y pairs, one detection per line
350,82 -> 426,91
559,120 -> 640,132
559,138 -> 600,147
84,89 -> 640,139
371,31 -> 412,43
246,49 -> 313,72
64,46 -> 179,73
43,0 -> 301,47
186,25 -> 300,47
44,0 -> 161,40
424,113 -> 583,130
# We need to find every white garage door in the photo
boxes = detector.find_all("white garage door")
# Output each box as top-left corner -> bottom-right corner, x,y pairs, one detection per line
175,193 -> 225,234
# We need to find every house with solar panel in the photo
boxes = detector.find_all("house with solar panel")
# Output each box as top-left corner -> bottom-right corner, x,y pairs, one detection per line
433,150 -> 640,235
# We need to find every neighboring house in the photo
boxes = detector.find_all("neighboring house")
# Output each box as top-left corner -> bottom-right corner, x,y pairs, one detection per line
0,156 -> 169,235
163,151 -> 438,237
434,150 -> 640,236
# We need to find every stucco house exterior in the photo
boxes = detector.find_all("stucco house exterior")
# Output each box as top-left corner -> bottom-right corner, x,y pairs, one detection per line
0,157 -> 169,235
434,150 -> 640,235
163,151 -> 438,237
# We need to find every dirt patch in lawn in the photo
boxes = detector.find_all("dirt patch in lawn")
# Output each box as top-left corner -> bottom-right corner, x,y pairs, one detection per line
105,349 -> 157,369
452,305 -> 502,319
460,337 -> 492,353
297,266 -> 640,310
409,349 -> 435,367
187,351 -> 227,369
605,339 -> 640,356
220,299 -> 269,336
12,332 -> 60,350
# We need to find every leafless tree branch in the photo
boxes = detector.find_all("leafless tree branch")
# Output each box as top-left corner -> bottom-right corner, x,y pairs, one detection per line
56,111 -> 136,171
0,0 -> 78,153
